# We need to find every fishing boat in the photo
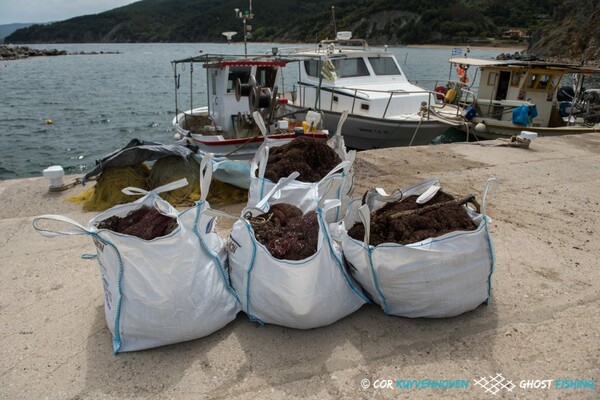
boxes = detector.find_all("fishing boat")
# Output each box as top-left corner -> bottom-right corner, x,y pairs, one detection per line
442,57 -> 600,139
279,31 -> 464,149
171,53 -> 328,160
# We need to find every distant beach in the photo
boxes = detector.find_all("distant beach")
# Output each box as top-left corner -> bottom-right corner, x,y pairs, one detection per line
407,43 -> 527,52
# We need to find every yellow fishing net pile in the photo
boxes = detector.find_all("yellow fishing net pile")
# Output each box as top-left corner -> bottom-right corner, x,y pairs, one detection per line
67,156 -> 248,211
67,164 -> 150,212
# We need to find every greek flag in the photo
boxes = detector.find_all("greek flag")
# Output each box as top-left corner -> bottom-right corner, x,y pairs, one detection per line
452,48 -> 462,56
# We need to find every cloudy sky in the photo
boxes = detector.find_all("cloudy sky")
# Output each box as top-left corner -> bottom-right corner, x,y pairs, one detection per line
0,0 -> 139,25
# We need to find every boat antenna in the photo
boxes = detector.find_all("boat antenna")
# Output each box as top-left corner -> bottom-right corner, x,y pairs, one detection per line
235,1 -> 254,56
331,6 -> 337,38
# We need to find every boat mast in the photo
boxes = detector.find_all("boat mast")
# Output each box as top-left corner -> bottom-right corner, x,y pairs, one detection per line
235,1 -> 254,56
331,6 -> 337,38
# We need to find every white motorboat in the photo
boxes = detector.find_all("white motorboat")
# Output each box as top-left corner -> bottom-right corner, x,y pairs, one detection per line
279,32 -> 463,149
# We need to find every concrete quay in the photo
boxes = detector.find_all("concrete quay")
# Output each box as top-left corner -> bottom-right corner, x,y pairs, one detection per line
1,133 -> 599,399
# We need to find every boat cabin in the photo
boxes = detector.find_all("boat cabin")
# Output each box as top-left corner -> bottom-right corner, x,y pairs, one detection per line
286,39 -> 433,119
172,54 -> 288,138
449,57 -> 600,128
204,58 -> 285,133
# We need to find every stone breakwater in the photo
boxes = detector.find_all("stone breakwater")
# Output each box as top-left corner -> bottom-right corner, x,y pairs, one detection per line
1,45 -> 66,60
0,45 -> 120,60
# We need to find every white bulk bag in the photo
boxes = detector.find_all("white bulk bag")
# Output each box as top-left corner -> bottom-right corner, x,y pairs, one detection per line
33,155 -> 240,353
248,111 -> 355,223
337,177 -> 498,318
208,172 -> 368,329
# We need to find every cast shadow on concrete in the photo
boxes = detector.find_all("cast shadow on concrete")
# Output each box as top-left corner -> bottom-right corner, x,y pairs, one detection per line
79,304 -> 235,398
219,294 -> 499,397
78,292 -> 498,398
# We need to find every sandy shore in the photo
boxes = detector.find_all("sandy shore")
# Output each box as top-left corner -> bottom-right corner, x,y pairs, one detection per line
407,43 -> 527,52
1,133 -> 599,399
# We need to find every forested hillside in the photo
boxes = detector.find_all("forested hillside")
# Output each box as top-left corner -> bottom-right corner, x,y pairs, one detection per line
528,0 -> 600,64
5,0 -> 598,63
5,0 -> 554,45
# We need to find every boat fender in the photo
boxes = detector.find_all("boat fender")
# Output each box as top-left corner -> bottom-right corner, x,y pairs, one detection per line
435,85 -> 447,100
462,106 -> 476,121
559,101 -> 571,118
556,86 -> 574,102
475,122 -> 487,133
445,88 -> 457,103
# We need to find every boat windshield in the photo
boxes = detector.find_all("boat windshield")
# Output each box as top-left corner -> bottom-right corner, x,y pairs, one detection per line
368,56 -> 401,76
331,57 -> 370,78
226,65 -> 278,92
255,66 -> 278,88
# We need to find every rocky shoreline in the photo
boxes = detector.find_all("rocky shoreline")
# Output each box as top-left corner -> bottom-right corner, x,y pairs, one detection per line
0,44 -> 120,60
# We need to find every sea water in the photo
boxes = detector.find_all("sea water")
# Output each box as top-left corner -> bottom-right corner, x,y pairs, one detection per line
0,42 -> 503,180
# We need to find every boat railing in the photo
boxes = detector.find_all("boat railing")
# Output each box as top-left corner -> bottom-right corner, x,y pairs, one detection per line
290,82 -> 472,121
279,39 -> 370,56
413,79 -> 479,117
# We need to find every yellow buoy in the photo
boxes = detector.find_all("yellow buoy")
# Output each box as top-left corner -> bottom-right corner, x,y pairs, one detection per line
44,119 -> 53,125
445,89 -> 457,103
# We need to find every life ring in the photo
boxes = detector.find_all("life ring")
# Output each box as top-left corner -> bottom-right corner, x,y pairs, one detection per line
456,65 -> 469,84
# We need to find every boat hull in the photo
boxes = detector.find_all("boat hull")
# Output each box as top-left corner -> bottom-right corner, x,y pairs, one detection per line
173,108 -> 328,160
470,118 -> 600,140
290,108 -> 453,149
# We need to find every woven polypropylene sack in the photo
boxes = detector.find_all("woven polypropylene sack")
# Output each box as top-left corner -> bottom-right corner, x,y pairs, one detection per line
247,112 -> 355,223
210,174 -> 368,329
336,178 -> 498,318
34,162 -> 240,352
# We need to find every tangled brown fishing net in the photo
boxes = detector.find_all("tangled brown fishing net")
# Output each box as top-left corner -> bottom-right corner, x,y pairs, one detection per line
262,136 -> 342,182
67,157 -> 248,211
250,203 -> 319,260
66,164 -> 150,212
181,113 -> 213,133
96,205 -> 178,240
348,192 -> 478,246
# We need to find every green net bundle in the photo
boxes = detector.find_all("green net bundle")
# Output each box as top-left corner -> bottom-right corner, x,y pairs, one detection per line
67,164 -> 150,212
67,156 -> 248,211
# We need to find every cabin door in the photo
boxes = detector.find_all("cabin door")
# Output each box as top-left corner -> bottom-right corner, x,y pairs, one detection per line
494,71 -> 511,101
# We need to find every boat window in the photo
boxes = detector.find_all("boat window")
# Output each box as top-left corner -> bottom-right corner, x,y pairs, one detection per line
527,73 -> 539,89
368,57 -> 400,75
487,72 -> 497,86
331,57 -> 369,78
256,66 -> 278,88
537,74 -> 551,90
227,67 -> 252,93
304,60 -> 320,78
511,71 -> 524,87
549,75 -> 561,91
